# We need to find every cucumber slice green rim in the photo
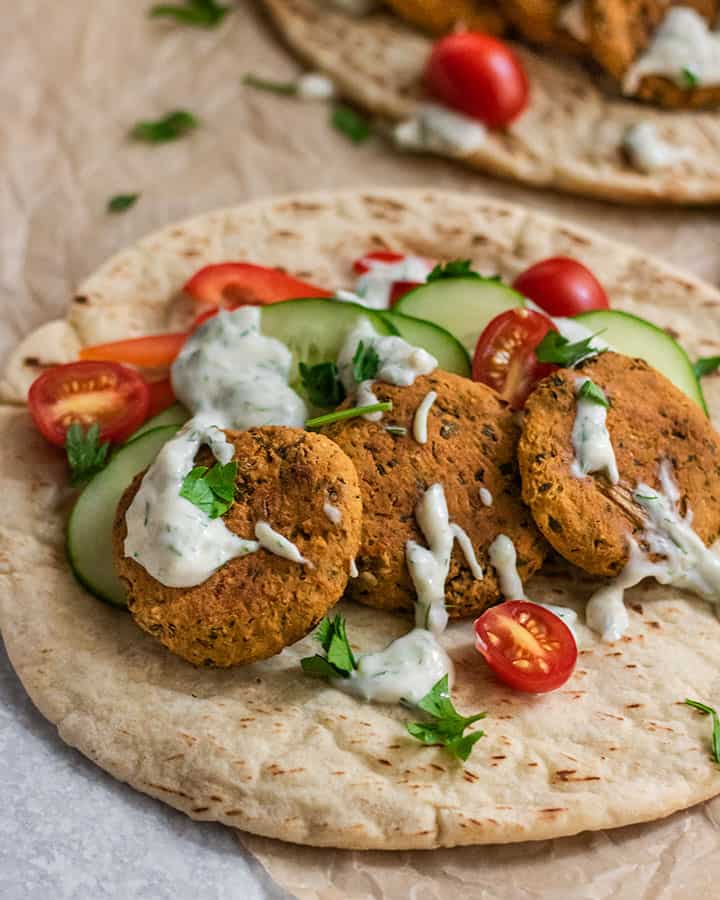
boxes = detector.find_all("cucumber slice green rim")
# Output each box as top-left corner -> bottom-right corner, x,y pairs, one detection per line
126,402 -> 189,443
381,310 -> 471,378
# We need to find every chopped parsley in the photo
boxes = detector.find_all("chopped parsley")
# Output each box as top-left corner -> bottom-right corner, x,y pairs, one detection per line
352,341 -> 380,382
535,331 -> 603,368
685,698 -> 720,764
384,424 -> 407,436
305,401 -> 392,429
577,379 -> 609,408
107,193 -> 139,214
149,0 -> 230,27
299,361 -> 346,408
427,260 -> 482,282
331,105 -> 371,143
179,461 -> 237,518
65,423 -> 110,486
301,615 -> 357,679
681,67 -> 699,89
406,675 -> 487,761
243,73 -> 297,96
130,110 -> 198,143
694,356 -> 720,379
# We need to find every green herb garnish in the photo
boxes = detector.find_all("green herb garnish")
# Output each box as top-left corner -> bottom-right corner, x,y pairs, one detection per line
384,425 -> 407,436
681,67 -> 699,89
406,675 -> 487,761
179,461 -> 237,518
577,379 -> 609,408
301,615 -> 357,679
427,260 -> 482,282
65,423 -> 110,486
107,193 -> 139,214
331,105 -> 371,143
685,698 -> 720,763
149,0 -> 229,27
535,331 -> 603,368
305,401 -> 392,429
130,110 -> 198,143
299,361 -> 346,408
352,341 -> 380,382
694,356 -> 720,379
243,73 -> 297,95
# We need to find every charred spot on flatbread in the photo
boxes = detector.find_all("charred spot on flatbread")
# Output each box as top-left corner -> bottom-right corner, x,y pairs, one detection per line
113,427 -> 362,667
519,352 -> 720,577
322,371 -> 547,618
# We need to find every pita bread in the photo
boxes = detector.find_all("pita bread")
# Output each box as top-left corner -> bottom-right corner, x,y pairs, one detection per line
2,189 -> 720,850
259,0 -> 720,205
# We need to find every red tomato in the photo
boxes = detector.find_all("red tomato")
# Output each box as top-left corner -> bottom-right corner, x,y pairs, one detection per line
28,361 -> 150,447
424,32 -> 529,128
79,333 -> 188,369
352,251 -> 433,306
472,308 -> 557,408
183,263 -> 332,308
512,257 -> 610,318
474,601 -> 577,693
191,308 -> 219,331
145,377 -> 176,418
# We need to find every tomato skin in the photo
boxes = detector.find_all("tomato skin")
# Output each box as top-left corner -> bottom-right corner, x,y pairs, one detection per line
28,361 -> 150,447
79,333 -> 188,369
513,257 -> 610,318
183,263 -> 332,308
145,378 -> 176,418
388,281 -> 421,306
424,32 -> 529,128
474,601 -> 577,693
471,308 -> 557,409
353,251 -> 432,306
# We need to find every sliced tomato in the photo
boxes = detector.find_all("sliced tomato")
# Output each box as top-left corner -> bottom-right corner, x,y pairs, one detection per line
183,262 -> 332,308
513,257 -> 610,318
191,307 -> 219,331
352,251 -> 434,306
145,378 -> 176,418
474,601 -> 577,693
28,361 -> 150,447
424,32 -> 529,129
79,333 -> 188,369
472,308 -> 557,409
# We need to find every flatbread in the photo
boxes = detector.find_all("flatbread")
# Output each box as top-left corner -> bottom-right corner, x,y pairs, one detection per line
2,189 -> 720,851
259,0 -> 720,205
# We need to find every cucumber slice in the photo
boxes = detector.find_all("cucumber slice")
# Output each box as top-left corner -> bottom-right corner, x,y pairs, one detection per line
394,278 -> 524,353
126,402 -> 189,443
576,309 -> 707,413
67,425 -> 179,608
382,311 -> 471,377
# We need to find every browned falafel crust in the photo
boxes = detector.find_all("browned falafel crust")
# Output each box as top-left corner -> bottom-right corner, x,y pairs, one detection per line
502,0 -> 587,55
384,0 -> 506,36
519,352 -> 720,578
113,427 -> 362,668
322,371 -> 547,619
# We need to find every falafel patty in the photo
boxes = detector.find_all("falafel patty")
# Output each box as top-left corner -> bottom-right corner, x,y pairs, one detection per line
384,0 -> 506,35
502,0 -> 587,55
519,352 -> 720,578
114,427 -> 362,667
322,371 -> 547,619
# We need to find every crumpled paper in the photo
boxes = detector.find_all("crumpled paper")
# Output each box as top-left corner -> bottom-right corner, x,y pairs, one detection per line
3,1 -> 720,897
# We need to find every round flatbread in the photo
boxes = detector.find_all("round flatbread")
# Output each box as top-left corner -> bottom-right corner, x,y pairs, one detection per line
2,190 -> 720,850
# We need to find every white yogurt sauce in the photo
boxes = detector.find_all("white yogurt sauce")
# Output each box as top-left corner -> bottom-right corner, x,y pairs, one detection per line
255,521 -> 308,565
352,256 -> 434,311
393,103 -> 487,157
534,602 -> 579,641
349,557 -> 359,578
296,73 -> 336,100
171,307 -> 307,430
413,390 -> 437,444
558,0 -> 589,42
587,461 -> 720,641
489,534 -> 527,600
124,417 -> 259,587
570,377 -> 619,484
624,7 -> 720,93
406,484 -> 455,634
450,523 -> 484,579
323,501 -> 342,524
355,380 -> 382,422
479,487 -> 493,507
623,122 -> 690,173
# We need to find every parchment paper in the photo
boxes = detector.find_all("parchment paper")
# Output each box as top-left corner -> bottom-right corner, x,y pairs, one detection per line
3,1 -> 720,897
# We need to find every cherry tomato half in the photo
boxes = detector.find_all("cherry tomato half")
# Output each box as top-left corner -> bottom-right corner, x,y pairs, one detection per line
512,257 -> 610,318
424,32 -> 529,129
183,262 -> 332,309
472,308 -> 557,409
353,251 -> 434,306
79,333 -> 188,369
145,377 -> 177,418
28,361 -> 150,447
474,601 -> 577,693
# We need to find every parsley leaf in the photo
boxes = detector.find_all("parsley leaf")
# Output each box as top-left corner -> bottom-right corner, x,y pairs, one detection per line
535,331 -> 603,368
577,379 -> 609,408
406,675 -> 486,761
179,461 -> 237,518
65,423 -> 110,486
130,110 -> 198,143
331,104 -> 371,143
681,67 -> 699,89
107,193 -> 139,214
301,615 -> 357,679
305,401 -> 392,429
243,73 -> 297,96
427,260 -> 482,282
352,341 -> 380,382
299,361 -> 346,408
149,0 -> 229,27
685,698 -> 720,764
694,356 -> 720,379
